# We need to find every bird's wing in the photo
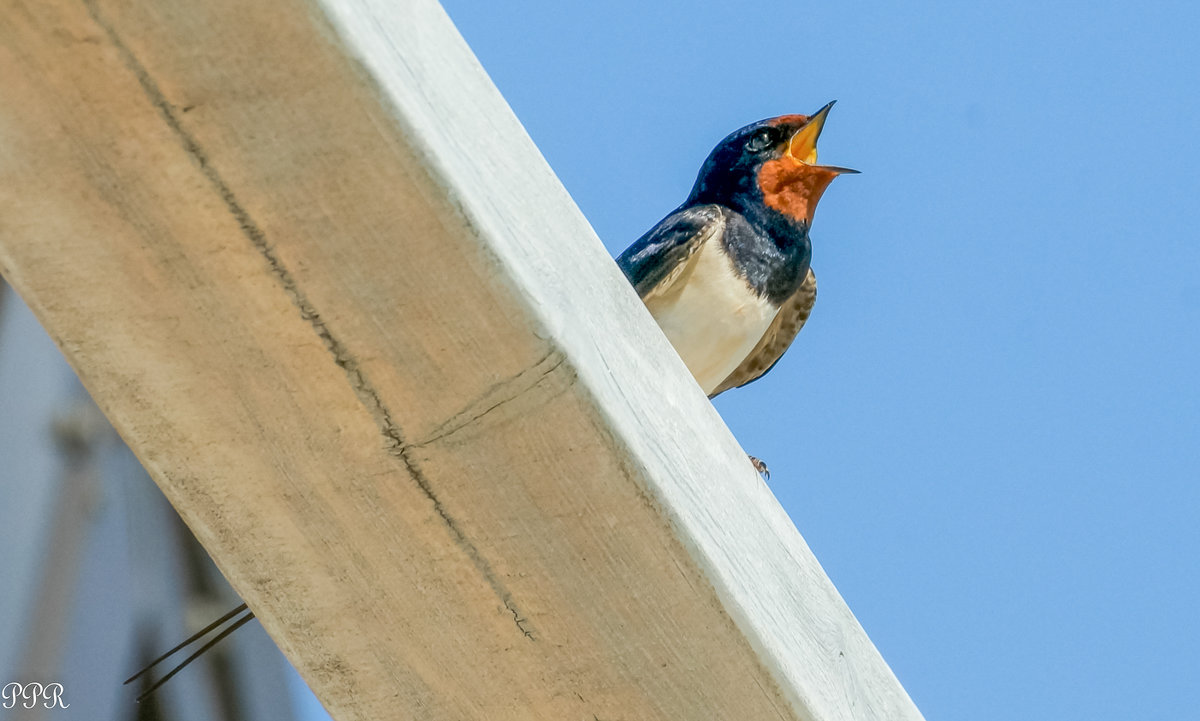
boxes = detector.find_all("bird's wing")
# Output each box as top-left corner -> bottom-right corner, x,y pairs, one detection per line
709,267 -> 817,397
616,204 -> 726,300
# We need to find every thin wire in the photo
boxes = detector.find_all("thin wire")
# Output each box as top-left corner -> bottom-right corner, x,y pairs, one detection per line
124,602 -> 251,685
134,609 -> 256,702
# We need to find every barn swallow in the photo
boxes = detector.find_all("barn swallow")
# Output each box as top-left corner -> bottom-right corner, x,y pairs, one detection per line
617,102 -> 855,475
618,102 -> 854,399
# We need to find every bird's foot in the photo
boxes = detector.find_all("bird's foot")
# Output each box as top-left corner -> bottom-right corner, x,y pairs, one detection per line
748,455 -> 770,481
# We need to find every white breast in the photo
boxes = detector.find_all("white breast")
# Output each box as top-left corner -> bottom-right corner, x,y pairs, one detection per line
643,237 -> 779,395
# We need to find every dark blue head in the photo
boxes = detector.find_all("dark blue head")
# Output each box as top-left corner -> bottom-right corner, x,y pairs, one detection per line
686,102 -> 856,227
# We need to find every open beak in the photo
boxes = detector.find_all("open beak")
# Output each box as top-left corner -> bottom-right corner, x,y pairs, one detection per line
787,100 -> 860,174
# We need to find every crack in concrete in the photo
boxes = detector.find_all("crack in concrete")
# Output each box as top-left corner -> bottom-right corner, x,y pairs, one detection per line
84,0 -> 534,639
415,349 -> 567,447
506,601 -> 533,640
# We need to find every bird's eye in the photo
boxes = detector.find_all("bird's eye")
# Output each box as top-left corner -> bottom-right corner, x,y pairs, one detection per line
745,128 -> 777,153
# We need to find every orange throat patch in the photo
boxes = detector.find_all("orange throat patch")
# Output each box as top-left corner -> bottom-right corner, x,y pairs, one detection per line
757,156 -> 839,225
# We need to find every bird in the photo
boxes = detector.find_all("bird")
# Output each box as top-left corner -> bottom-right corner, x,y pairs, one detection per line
616,101 -> 856,472
125,103 -> 855,701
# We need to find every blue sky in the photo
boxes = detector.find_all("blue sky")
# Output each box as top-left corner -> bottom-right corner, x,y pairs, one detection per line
434,1 -> 1199,719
